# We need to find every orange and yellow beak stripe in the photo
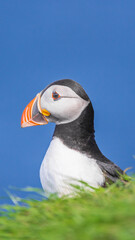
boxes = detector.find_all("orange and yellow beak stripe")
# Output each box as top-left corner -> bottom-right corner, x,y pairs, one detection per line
21,94 -> 50,128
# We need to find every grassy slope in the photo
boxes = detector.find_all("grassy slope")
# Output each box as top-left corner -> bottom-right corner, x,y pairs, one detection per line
0,179 -> 135,240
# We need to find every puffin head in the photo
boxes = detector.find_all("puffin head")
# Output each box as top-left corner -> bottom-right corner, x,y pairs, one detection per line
21,79 -> 90,127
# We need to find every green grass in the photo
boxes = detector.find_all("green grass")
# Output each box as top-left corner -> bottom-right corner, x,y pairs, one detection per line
0,178 -> 135,240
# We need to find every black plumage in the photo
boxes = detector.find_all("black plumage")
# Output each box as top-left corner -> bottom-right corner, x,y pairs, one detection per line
51,79 -> 123,184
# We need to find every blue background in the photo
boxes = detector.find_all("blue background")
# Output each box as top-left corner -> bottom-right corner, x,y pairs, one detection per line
0,1 -> 135,203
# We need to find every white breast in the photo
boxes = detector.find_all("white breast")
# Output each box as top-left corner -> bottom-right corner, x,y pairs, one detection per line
40,137 -> 105,196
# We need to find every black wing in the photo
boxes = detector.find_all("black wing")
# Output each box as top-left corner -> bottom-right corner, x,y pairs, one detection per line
96,156 -> 123,184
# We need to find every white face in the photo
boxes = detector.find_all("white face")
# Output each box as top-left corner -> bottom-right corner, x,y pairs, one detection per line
40,85 -> 89,124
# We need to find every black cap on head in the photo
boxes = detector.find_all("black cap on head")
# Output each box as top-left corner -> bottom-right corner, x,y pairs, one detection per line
41,79 -> 89,101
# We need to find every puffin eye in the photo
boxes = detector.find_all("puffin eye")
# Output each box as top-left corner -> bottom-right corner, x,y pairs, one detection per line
52,91 -> 61,101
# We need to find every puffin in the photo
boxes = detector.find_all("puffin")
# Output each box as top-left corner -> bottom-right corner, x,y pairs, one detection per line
21,79 -> 123,196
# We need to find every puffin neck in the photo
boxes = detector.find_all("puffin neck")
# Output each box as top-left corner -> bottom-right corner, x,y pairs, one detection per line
53,102 -> 97,155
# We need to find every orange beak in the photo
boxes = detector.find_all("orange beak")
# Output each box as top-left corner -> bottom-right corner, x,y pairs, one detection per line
21,93 -> 50,128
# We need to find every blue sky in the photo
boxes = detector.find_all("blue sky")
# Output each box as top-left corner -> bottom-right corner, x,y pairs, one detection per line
0,1 -> 135,203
